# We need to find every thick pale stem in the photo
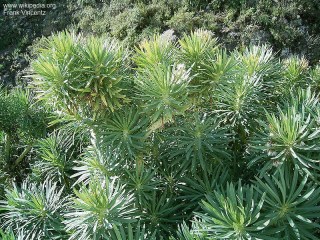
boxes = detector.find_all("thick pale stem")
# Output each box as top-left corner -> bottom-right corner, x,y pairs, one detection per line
14,143 -> 34,167
90,128 -> 97,146
4,133 -> 11,163
145,116 -> 171,139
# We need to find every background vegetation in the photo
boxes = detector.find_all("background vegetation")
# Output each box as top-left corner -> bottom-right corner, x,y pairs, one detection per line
1,0 -> 320,87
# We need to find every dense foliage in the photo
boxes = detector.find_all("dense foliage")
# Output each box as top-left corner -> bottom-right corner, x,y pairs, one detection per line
1,29 -> 320,239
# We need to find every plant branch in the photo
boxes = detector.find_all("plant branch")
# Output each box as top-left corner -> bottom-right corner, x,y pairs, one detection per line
13,142 -> 34,167
4,133 -> 11,163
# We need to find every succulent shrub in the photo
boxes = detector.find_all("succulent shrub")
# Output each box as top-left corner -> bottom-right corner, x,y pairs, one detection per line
2,30 -> 320,240
0,87 -> 48,167
178,29 -> 218,86
95,107 -> 148,158
164,113 -> 231,171
170,222 -> 206,240
236,45 -> 278,78
249,105 -> 320,175
31,32 -> 130,118
134,63 -> 191,124
178,165 -> 230,212
255,166 -> 320,239
0,180 -> 67,240
140,189 -> 184,238
281,56 -> 309,94
64,178 -> 136,240
282,87 -> 319,116
32,131 -> 74,186
122,164 -> 158,205
214,73 -> 266,133
72,145 -> 123,186
178,30 -> 217,66
212,45 -> 282,134
194,181 -> 270,239
198,49 -> 236,97
133,34 -> 176,70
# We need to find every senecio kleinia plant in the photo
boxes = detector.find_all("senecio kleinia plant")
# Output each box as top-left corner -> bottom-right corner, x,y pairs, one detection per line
1,30 -> 320,239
